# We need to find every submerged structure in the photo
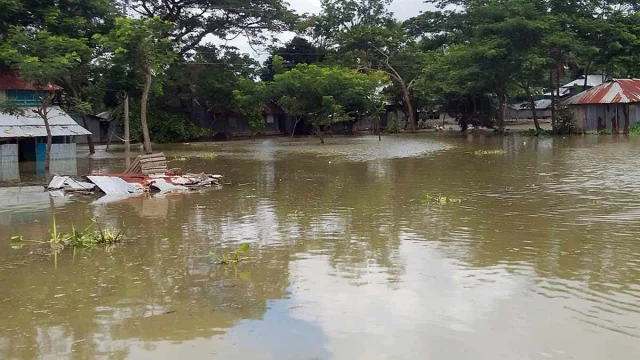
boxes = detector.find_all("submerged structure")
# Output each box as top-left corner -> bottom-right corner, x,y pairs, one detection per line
0,70 -> 90,164
564,79 -> 640,134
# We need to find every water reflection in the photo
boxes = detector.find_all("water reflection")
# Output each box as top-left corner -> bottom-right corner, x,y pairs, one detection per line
0,135 -> 639,359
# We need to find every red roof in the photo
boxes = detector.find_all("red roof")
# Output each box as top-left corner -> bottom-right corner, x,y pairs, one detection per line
564,79 -> 640,105
0,69 -> 63,91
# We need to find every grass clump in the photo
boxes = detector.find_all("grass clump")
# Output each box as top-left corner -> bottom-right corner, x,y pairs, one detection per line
10,216 -> 125,252
421,193 -> 462,205
199,152 -> 217,159
473,149 -> 505,155
172,156 -> 188,161
521,129 -> 551,137
210,243 -> 256,265
629,122 -> 640,136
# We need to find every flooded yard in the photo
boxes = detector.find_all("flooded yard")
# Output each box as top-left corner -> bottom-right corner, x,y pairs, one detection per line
1,134 -> 639,359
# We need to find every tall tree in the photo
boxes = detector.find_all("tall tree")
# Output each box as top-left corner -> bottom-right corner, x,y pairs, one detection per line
127,0 -> 297,55
260,36 -> 325,81
95,17 -> 176,153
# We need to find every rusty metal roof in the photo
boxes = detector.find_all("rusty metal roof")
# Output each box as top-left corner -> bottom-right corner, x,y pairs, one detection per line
0,106 -> 92,138
0,69 -> 62,90
564,79 -> 640,105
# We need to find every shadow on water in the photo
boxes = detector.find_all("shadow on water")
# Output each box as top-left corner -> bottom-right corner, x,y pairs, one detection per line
0,134 -> 639,359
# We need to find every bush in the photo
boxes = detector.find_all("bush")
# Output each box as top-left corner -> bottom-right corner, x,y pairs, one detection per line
630,122 -> 640,136
387,112 -> 399,134
553,106 -> 578,134
127,102 -> 214,143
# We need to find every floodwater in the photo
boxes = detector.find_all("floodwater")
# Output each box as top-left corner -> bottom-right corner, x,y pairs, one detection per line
1,134 -> 639,359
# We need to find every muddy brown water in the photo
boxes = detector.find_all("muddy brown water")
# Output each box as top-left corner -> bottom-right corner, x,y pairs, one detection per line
1,134 -> 639,359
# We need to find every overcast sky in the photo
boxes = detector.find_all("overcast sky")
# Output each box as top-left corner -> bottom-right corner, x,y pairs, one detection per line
213,0 -> 438,61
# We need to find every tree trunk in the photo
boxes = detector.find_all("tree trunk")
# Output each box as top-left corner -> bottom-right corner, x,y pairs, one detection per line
124,92 -> 130,153
319,125 -> 324,144
497,91 -> 506,133
583,62 -> 592,90
554,68 -> 560,129
402,86 -> 416,133
550,70 -> 556,129
140,68 -> 153,154
81,114 -> 95,154
291,116 -> 301,137
525,86 -> 541,132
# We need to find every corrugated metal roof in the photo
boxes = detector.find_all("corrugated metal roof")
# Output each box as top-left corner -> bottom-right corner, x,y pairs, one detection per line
561,75 -> 607,89
0,106 -> 91,138
0,70 -> 63,90
509,99 -> 552,110
564,79 -> 640,105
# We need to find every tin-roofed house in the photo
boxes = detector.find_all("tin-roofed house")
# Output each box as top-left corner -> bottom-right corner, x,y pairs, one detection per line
564,79 -> 640,134
0,70 -> 91,165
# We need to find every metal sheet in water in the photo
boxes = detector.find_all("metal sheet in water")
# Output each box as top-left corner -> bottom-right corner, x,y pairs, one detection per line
87,176 -> 142,195
47,175 -> 69,190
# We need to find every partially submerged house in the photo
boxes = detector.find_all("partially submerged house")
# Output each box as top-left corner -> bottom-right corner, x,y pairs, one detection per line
191,100 -> 312,138
544,75 -> 607,99
508,99 -> 552,119
564,79 -> 640,133
71,111 -> 123,144
0,70 -> 90,163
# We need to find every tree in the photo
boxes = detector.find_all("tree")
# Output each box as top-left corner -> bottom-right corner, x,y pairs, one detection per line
260,36 -> 325,82
0,28 -> 90,170
95,17 -> 176,154
233,78 -> 268,133
269,63 -> 387,143
128,0 -> 297,55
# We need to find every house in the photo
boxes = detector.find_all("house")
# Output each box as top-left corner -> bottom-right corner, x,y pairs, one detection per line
191,100 -> 312,138
544,75 -> 608,99
508,99 -> 553,119
71,111 -> 123,144
0,70 -> 90,163
564,79 -> 640,133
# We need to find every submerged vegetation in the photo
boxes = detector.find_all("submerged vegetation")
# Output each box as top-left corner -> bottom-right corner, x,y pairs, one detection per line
473,149 -> 505,155
199,152 -> 218,159
210,243 -> 256,265
10,216 -> 125,252
420,193 -> 462,205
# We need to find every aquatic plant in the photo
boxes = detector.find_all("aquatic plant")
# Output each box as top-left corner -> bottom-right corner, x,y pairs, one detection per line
473,149 -> 505,155
521,129 -> 550,137
199,152 -> 217,159
630,122 -> 640,136
421,193 -> 462,205
210,243 -> 256,265
586,129 -> 612,135
10,216 -> 125,252
172,156 -> 188,161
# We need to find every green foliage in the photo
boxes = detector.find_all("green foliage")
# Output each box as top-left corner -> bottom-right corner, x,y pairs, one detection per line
387,113 -> 399,134
553,106 -> 578,135
521,129 -> 550,137
128,102 -> 213,143
269,63 -> 387,141
629,122 -> 640,136
210,243 -> 255,265
10,216 -> 125,253
233,78 -> 268,132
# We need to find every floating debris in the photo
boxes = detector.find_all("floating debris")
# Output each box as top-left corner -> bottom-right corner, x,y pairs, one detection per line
46,153 -> 223,202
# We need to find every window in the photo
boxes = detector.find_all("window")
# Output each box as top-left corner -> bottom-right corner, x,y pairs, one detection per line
6,90 -> 41,105
266,114 -> 274,124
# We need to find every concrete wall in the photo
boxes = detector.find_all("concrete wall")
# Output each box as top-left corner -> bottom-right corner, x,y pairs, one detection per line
572,103 -> 640,133
0,143 -> 18,161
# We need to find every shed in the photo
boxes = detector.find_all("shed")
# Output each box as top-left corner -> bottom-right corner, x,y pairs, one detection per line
71,111 -> 123,144
564,79 -> 640,133
0,106 -> 91,162
543,75 -> 608,99
508,99 -> 553,119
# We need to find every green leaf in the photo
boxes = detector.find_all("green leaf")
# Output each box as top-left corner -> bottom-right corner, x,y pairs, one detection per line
238,243 -> 250,253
